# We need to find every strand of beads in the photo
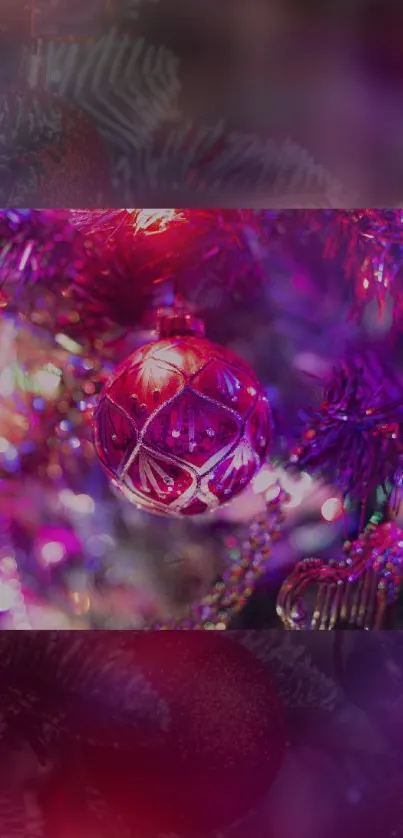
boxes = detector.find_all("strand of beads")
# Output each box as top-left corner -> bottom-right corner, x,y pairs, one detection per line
154,485 -> 288,630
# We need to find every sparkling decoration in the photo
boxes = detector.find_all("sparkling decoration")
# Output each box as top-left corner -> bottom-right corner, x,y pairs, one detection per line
0,209 -> 268,347
300,209 -> 403,317
4,208 -> 403,628
290,352 -> 403,506
94,316 -> 272,516
0,87 -> 108,206
0,209 -> 78,294
0,316 -> 105,485
67,208 -> 268,316
277,520 -> 403,629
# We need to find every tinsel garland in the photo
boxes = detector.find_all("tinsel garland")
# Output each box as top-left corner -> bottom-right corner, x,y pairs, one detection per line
0,208 -> 269,346
290,352 -> 403,506
154,486 -> 288,629
2,208 -> 403,628
282,209 -> 403,318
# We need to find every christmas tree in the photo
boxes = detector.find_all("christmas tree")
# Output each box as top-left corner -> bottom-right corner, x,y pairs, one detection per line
1,208 -> 403,630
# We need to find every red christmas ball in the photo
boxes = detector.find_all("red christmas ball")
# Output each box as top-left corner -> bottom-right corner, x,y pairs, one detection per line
0,88 -> 109,206
94,334 -> 272,515
43,633 -> 285,837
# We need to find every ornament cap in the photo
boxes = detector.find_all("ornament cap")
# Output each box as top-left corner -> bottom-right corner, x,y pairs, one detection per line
157,310 -> 206,339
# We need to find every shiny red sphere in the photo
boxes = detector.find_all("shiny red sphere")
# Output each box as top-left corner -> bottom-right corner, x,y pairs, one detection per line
42,633 -> 285,837
94,335 -> 272,515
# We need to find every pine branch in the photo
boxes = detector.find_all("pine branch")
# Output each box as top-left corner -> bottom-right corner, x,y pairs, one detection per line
0,633 -> 170,751
113,121 -> 351,206
234,632 -> 341,711
0,797 -> 43,838
0,90 -> 66,203
43,27 -> 181,152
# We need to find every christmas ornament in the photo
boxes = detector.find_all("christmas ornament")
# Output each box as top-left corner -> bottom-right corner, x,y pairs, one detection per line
277,520 -> 403,629
0,209 -> 268,350
43,632 -> 285,837
94,312 -> 272,516
68,208 -> 267,323
290,352 -> 403,507
0,632 -> 285,835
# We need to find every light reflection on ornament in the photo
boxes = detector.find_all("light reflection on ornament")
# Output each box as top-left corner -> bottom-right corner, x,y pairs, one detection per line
128,208 -> 182,234
321,497 -> 343,522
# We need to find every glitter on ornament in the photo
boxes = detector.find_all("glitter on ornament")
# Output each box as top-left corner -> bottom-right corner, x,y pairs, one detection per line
94,315 -> 272,516
277,520 -> 403,630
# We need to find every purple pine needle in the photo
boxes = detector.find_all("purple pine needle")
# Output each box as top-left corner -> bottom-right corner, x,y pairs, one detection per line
290,353 -> 403,504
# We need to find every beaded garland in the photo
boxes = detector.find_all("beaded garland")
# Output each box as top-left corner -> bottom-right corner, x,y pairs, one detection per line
155,485 -> 288,629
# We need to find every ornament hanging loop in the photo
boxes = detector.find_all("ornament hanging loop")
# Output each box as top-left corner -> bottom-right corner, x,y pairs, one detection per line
157,308 -> 206,339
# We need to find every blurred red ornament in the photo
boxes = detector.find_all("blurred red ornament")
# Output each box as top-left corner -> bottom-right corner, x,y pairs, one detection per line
0,87 -> 109,206
94,316 -> 272,515
43,633 -> 285,836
